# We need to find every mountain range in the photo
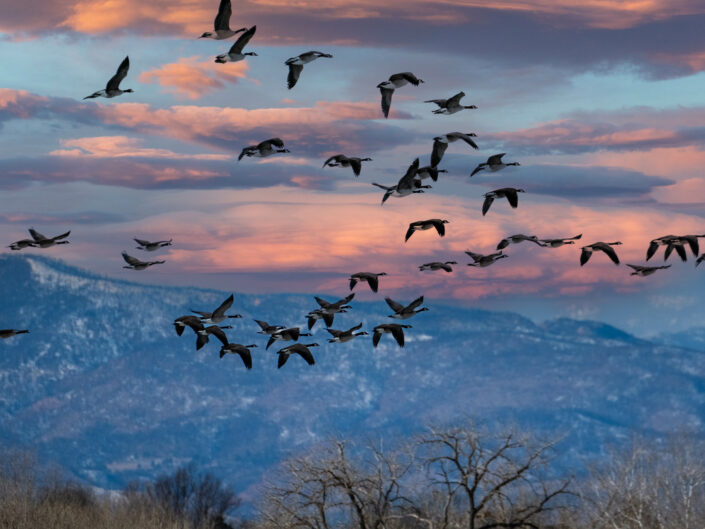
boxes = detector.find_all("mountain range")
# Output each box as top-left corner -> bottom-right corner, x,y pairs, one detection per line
1,254 -> 704,504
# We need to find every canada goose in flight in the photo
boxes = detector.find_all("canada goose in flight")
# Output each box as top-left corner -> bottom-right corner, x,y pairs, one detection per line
238,138 -> 289,160
465,250 -> 508,267
540,234 -> 582,248
327,323 -> 368,343
431,132 -> 478,168
496,234 -> 546,250
349,272 -> 387,293
424,91 -> 477,115
122,252 -> 165,270
220,343 -> 257,369
215,26 -> 257,63
580,242 -> 622,266
306,309 -> 336,330
266,327 -> 313,350
199,0 -> 246,39
84,57 -> 133,99
134,238 -> 172,251
315,293 -> 355,314
646,235 -> 678,261
191,294 -> 242,324
415,165 -> 447,182
385,296 -> 428,319
377,72 -> 424,118
671,234 -> 705,258
0,329 -> 29,339
664,241 -> 688,262
419,261 -> 457,273
173,315 -> 203,336
372,323 -> 411,347
482,188 -> 525,216
277,343 -> 318,368
196,325 -> 231,351
322,154 -> 372,177
28,228 -> 70,248
697,254 -> 705,267
470,153 -> 520,177
285,51 -> 333,89
626,264 -> 671,277
405,219 -> 448,242
8,239 -> 37,251
254,320 -> 285,335
372,158 -> 430,204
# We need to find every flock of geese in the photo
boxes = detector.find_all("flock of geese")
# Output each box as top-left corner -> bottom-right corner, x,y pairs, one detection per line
2,1 -> 704,370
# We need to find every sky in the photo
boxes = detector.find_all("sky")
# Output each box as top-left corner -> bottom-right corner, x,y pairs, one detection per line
1,0 -> 705,336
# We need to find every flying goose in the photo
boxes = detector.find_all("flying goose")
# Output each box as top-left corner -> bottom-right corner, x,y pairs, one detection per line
191,294 -> 242,324
315,293 -> 355,314
28,228 -> 70,248
372,158 -> 430,204
664,241 -> 688,262
254,320 -> 285,335
0,329 -> 29,339
215,25 -> 257,63
626,264 -> 671,277
173,315 -> 204,336
122,252 -> 165,270
266,327 -> 312,350
372,323 -> 411,347
465,250 -> 508,267
306,309 -> 336,330
424,91 -> 477,115
415,165 -> 447,182
349,272 -> 387,293
540,234 -> 583,248
277,343 -> 318,368
385,295 -> 428,319
219,343 -> 257,369
322,154 -> 372,177
496,234 -> 546,250
196,325 -> 231,351
377,72 -> 424,119
431,132 -> 479,168
470,153 -> 520,177
238,138 -> 289,160
327,323 -> 368,343
580,242 -> 622,266
482,188 -> 525,216
84,57 -> 133,99
419,261 -> 457,273
669,234 -> 705,259
646,235 -> 678,261
697,254 -> 704,267
285,51 -> 333,89
199,0 -> 246,39
8,239 -> 37,251
405,219 -> 448,242
134,238 -> 172,251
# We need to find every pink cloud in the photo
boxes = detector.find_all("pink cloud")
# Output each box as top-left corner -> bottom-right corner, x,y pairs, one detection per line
138,57 -> 250,100
50,135 -> 229,160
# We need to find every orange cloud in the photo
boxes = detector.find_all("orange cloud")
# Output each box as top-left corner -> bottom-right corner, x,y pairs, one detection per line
139,57 -> 250,100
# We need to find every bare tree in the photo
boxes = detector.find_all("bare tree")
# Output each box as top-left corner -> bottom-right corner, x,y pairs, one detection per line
417,424 -> 571,529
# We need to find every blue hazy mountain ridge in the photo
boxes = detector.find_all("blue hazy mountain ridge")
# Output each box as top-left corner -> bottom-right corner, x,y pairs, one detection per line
1,254 -> 704,500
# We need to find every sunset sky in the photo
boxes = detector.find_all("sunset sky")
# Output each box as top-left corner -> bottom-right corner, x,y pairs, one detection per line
1,0 -> 705,335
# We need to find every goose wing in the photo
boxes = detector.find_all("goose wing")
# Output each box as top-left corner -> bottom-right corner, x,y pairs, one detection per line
266,335 -> 276,350
238,146 -> 254,161
504,189 -> 519,208
626,264 -> 641,272
405,223 -> 418,242
379,86 -> 394,118
326,328 -> 343,338
385,297 -> 404,313
260,137 -> 284,149
431,219 -> 446,237
134,238 -> 151,246
254,319 -> 270,331
206,325 -> 229,346
277,352 -> 289,368
287,63 -> 304,89
600,244 -> 620,265
229,25 -> 256,54
106,57 -> 130,91
238,348 -> 253,369
482,196 -> 494,216
452,132 -> 479,149
579,248 -> 592,266
406,295 -> 424,311
212,294 -> 234,319
322,313 -> 334,327
315,296 -> 331,308
391,72 -> 423,85
487,153 -> 506,165
440,263 -> 453,272
424,98 -> 447,107
367,275 -> 379,293
214,0 -> 232,31
323,154 -> 344,167
470,163 -> 486,177
28,228 -> 49,241
51,230 -> 71,241
349,158 -> 362,176
196,333 -> 209,350
390,325 -> 406,347
294,346 -> 315,365
465,250 -> 482,261
349,277 -> 358,291
431,140 -> 448,168
397,158 -> 420,190
683,236 -> 699,256
646,240 -> 659,260
372,328 -> 382,347
122,252 -> 145,266
447,91 -> 465,105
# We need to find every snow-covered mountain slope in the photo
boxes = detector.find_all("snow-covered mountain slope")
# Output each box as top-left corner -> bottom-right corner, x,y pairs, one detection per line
1,254 -> 704,501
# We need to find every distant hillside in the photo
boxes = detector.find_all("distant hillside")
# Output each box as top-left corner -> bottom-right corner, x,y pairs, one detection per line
1,254 -> 704,503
